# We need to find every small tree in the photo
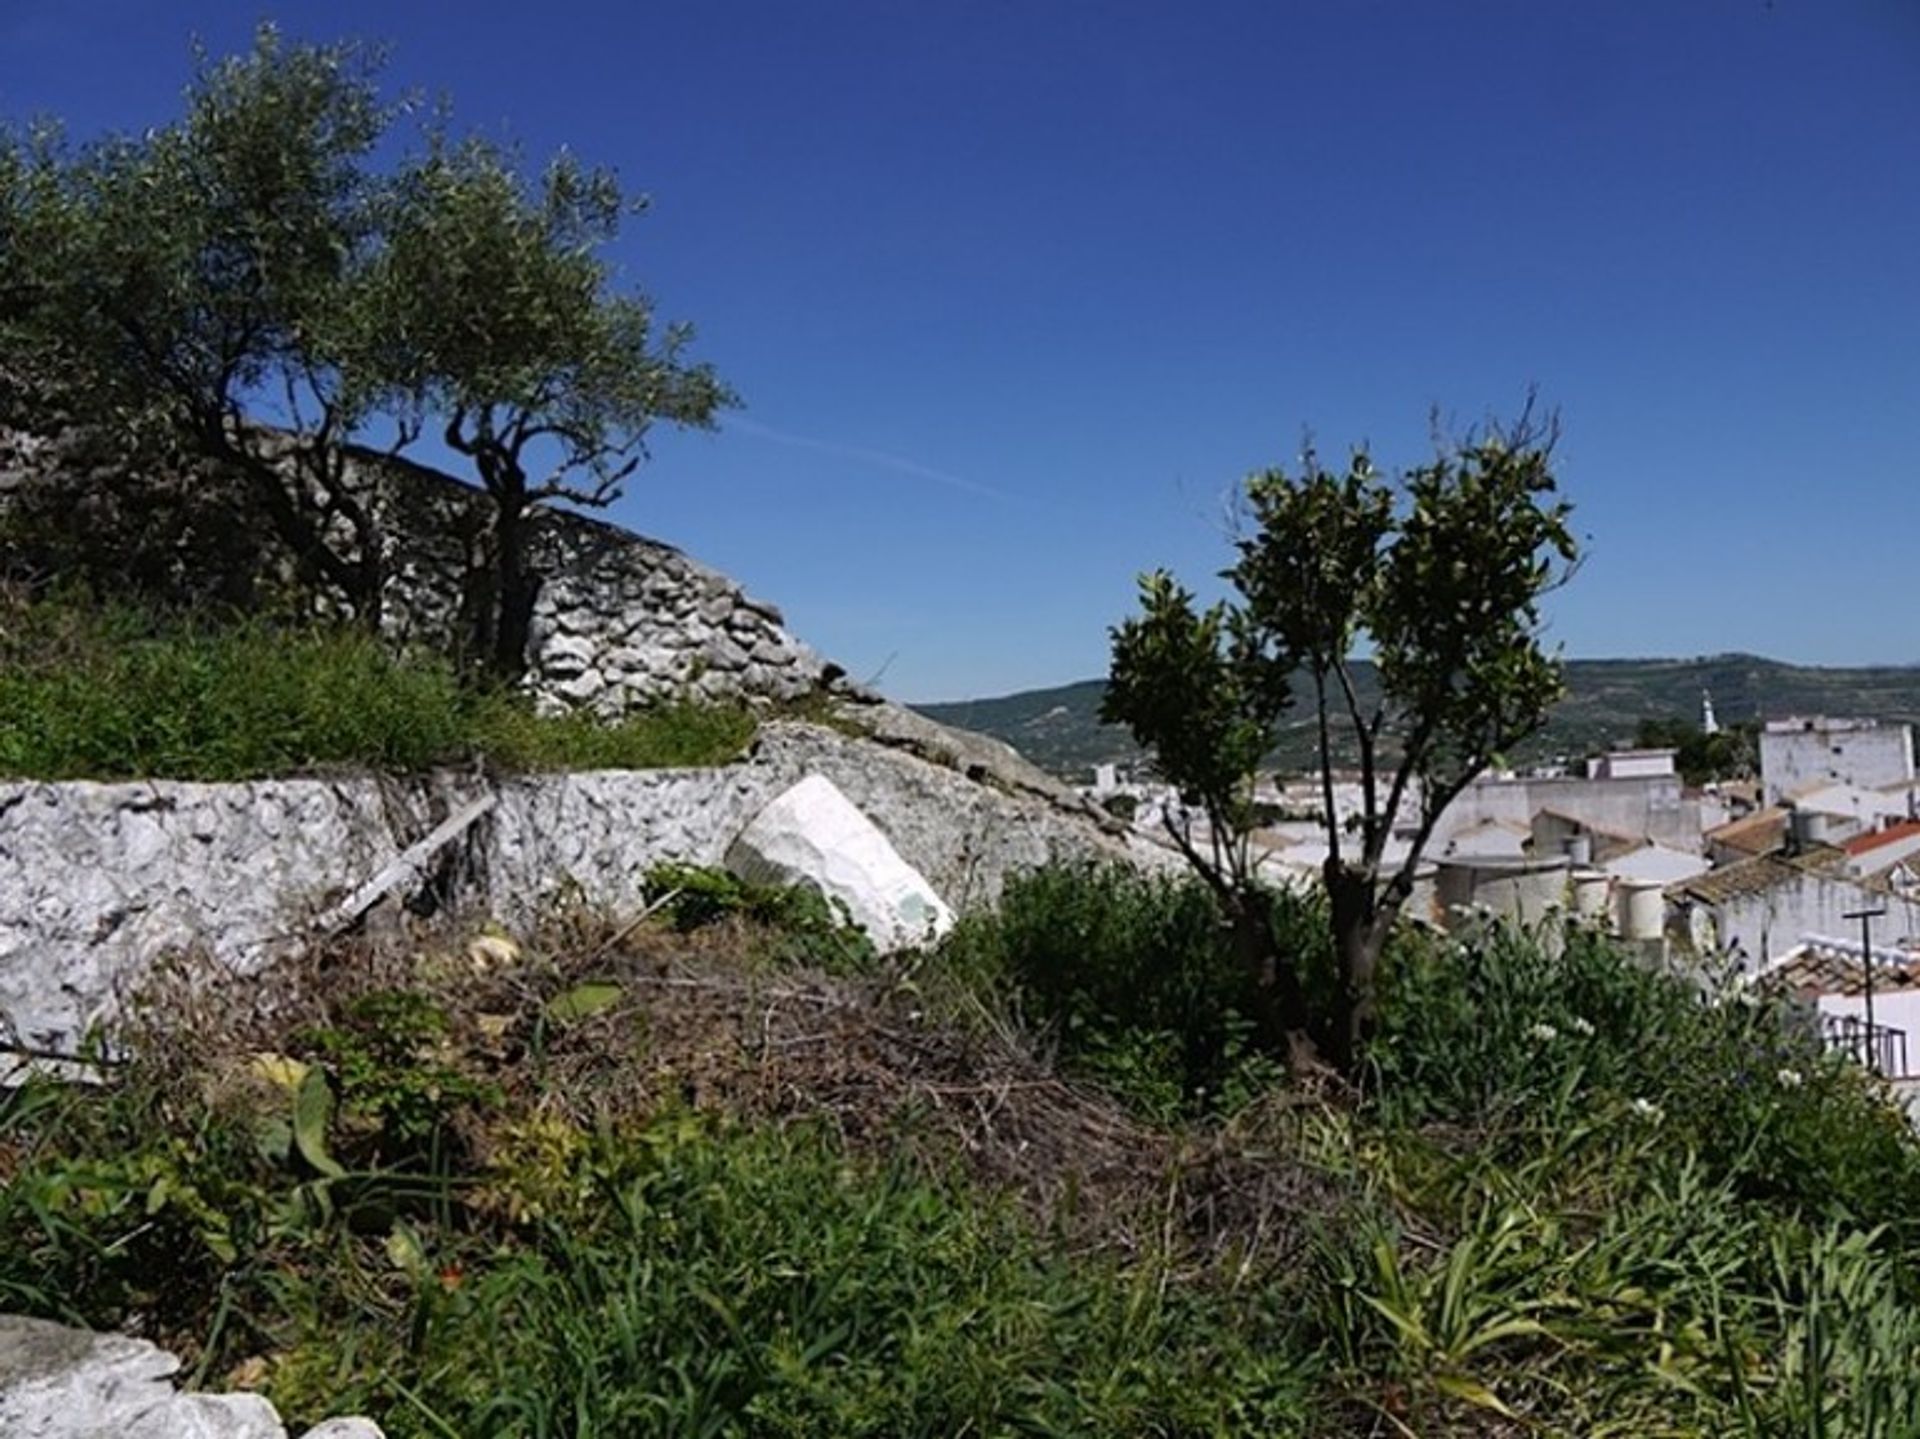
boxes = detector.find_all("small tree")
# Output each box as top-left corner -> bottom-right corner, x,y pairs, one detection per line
1104,408 -> 1578,1075
373,133 -> 735,679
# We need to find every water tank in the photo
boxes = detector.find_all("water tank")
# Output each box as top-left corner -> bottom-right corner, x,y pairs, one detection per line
1788,807 -> 1820,851
1407,860 -> 1440,928
1571,868 -> 1610,922
1435,856 -> 1572,930
1563,834 -> 1594,868
1617,878 -> 1666,941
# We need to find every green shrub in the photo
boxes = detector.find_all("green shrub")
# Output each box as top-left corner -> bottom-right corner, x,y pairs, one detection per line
1371,919 -> 1920,1241
299,990 -> 499,1171
937,864 -> 1304,1118
641,863 -> 878,973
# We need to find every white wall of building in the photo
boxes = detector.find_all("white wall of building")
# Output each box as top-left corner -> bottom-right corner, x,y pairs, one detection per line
1761,719 -> 1915,807
1434,773 -> 1704,853
1588,750 -> 1677,781
1703,874 -> 1920,971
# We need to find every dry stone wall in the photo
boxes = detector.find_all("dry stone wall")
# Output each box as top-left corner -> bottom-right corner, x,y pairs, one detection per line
369,453 -> 833,710
0,722 -> 1171,1056
2,425 -> 836,711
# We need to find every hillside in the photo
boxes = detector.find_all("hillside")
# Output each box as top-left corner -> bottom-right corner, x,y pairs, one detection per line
916,655 -> 1920,779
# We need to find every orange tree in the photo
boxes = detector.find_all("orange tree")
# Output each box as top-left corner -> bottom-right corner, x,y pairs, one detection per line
1103,409 -> 1578,1074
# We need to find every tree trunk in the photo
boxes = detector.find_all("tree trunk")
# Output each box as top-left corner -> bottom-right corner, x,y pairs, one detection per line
1227,885 -> 1310,1050
490,494 -> 537,682
1324,860 -> 1395,1077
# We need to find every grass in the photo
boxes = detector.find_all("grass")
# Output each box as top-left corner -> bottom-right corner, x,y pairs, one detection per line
0,593 -> 756,780
8,864 -> 1920,1435
0,891 -> 1324,1436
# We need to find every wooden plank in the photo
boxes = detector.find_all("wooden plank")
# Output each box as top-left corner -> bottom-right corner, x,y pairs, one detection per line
316,793 -> 497,937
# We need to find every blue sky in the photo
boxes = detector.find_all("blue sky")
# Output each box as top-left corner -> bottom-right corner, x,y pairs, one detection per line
4,1 -> 1917,701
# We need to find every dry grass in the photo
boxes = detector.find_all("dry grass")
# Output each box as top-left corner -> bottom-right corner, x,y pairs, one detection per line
123,904 -> 1340,1280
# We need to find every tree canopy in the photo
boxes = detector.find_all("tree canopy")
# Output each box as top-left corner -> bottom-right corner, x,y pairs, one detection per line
1104,407 -> 1579,1073
1,26 -> 731,673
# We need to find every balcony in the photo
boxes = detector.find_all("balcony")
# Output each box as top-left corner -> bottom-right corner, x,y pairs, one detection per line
1820,1012 -> 1912,1079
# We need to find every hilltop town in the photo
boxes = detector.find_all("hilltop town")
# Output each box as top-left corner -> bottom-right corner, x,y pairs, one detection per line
1082,701 -> 1920,1087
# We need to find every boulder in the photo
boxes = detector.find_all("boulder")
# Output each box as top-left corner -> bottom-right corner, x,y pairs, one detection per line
0,1314 -> 382,1439
725,775 -> 955,952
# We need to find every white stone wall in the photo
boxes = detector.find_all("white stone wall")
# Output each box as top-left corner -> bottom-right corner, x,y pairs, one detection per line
0,724 -> 1163,1055
363,451 -> 833,711
2,429 -> 837,712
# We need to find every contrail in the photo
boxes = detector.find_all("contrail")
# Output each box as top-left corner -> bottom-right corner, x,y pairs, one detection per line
727,415 -> 1012,502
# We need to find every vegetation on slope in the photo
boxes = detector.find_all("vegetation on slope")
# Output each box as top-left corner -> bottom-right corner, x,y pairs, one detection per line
0,593 -> 756,780
5,865 -> 1920,1435
917,656 -> 1920,780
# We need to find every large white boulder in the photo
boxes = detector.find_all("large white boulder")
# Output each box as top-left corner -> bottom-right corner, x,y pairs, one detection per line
0,1314 -> 382,1439
725,775 -> 955,953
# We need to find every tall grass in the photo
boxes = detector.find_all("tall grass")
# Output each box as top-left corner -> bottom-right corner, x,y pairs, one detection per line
0,595 -> 754,780
938,863 -> 1300,1118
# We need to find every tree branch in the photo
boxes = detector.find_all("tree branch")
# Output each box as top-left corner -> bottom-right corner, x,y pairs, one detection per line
1161,804 -> 1233,904
1313,667 -> 1341,869
1331,653 -> 1380,857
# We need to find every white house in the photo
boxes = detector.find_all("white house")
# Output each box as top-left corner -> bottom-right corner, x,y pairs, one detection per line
1761,717 -> 1915,808
1786,781 -> 1908,845
1844,821 -> 1920,889
1753,937 -> 1920,1082
1587,748 -> 1677,782
1604,841 -> 1711,887
1671,849 -> 1920,973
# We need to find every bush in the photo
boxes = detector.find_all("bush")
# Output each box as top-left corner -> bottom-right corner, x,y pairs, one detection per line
938,864 -> 1305,1118
641,863 -> 879,973
1370,919 -> 1920,1242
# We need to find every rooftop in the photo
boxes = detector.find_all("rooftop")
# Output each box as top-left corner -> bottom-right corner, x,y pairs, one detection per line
1757,938 -> 1920,1000
1764,716 -> 1888,735
1705,806 -> 1788,856
1673,846 -> 1851,905
1845,820 -> 1920,859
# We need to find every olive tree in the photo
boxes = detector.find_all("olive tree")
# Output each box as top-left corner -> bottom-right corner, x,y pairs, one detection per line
1,28 -> 400,620
372,133 -> 734,677
1103,409 -> 1578,1074
2,27 -> 731,676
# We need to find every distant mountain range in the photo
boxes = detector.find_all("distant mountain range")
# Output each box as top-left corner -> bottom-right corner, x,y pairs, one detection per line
914,656 -> 1920,781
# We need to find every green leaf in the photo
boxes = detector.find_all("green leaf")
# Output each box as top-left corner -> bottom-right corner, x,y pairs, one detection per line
293,1066 -> 347,1180
1433,1372 -> 1516,1416
544,981 -> 623,1024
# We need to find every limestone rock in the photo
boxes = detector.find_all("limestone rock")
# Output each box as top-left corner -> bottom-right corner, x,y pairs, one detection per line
725,775 -> 955,952
0,1313 -> 383,1439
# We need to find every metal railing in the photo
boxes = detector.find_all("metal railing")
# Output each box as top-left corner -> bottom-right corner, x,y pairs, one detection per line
1820,1012 -> 1912,1079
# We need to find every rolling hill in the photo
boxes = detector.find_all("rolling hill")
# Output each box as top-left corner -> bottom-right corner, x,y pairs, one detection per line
914,656 -> 1920,781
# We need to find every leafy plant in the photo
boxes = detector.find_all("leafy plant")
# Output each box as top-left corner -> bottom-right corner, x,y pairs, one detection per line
937,863 -> 1296,1118
642,863 -> 877,974
1104,405 -> 1578,1073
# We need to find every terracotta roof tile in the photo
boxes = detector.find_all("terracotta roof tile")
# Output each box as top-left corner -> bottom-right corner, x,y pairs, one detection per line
1758,943 -> 1920,1000
1845,820 -> 1920,858
1673,846 -> 1852,905
1705,807 -> 1788,856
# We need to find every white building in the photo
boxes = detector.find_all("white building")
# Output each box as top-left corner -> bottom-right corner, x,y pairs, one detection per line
1760,717 -> 1915,808
1433,763 -> 1706,856
1671,850 -> 1920,973
1586,748 -> 1677,782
